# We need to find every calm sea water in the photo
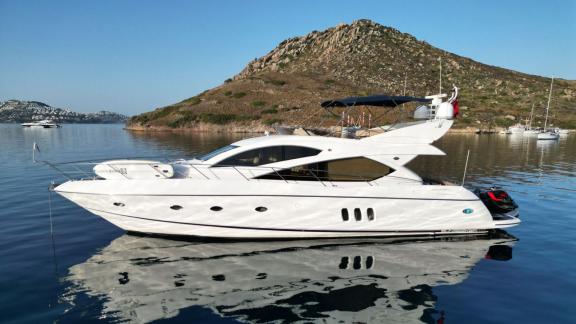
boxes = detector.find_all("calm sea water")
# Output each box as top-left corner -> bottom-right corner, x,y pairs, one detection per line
0,124 -> 575,323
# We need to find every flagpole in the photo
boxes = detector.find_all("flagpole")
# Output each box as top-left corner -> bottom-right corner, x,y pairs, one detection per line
439,57 -> 442,94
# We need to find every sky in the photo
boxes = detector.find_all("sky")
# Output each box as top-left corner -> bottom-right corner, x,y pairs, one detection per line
0,0 -> 574,116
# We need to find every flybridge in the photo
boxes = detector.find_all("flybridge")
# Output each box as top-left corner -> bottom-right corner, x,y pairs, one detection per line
321,87 -> 459,121
321,95 -> 431,108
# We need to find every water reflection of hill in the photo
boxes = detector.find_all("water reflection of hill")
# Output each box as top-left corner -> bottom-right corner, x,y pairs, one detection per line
127,130 -> 247,157
408,134 -> 576,185
61,233 -> 515,323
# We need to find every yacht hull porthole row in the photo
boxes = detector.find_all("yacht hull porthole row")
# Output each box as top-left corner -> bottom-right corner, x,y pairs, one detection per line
50,87 -> 520,239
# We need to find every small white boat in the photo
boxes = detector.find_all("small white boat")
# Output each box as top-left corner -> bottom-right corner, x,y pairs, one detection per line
21,119 -> 60,128
523,129 -> 540,135
48,87 -> 520,239
507,123 -> 525,134
537,131 -> 560,140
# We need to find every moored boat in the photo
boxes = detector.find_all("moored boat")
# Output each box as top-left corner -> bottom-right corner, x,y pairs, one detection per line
21,119 -> 61,128
538,78 -> 559,141
47,86 -> 520,239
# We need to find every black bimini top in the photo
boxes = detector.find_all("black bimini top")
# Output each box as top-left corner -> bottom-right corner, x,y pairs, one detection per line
321,95 -> 431,108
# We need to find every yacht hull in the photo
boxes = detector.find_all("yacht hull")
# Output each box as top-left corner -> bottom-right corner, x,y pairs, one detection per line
537,132 -> 559,140
55,179 -> 519,239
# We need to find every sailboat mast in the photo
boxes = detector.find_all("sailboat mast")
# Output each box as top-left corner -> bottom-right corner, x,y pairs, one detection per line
439,57 -> 442,94
529,103 -> 534,129
544,77 -> 554,130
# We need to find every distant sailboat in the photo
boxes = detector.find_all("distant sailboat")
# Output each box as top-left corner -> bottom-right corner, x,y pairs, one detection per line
537,78 -> 559,141
524,103 -> 540,135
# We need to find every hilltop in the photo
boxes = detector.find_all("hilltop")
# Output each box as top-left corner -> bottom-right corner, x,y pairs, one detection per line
128,19 -> 576,131
0,100 -> 128,123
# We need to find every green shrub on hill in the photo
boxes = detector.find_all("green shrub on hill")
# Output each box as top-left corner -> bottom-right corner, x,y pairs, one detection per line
251,100 -> 266,108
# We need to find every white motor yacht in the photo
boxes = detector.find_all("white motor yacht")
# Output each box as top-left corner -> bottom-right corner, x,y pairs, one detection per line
21,119 -> 61,128
50,87 -> 520,239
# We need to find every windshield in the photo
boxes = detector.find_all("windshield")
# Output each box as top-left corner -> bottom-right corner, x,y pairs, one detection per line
197,145 -> 238,161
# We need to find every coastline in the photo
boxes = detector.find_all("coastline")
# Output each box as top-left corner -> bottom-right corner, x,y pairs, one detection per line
125,123 -> 494,134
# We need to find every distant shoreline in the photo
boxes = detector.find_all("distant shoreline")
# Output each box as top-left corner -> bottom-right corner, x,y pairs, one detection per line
125,124 -> 559,134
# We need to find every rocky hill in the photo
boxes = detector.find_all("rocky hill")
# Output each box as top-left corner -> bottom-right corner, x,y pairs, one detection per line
0,100 -> 128,123
128,19 -> 576,131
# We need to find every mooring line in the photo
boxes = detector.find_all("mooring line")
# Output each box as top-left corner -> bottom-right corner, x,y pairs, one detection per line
48,184 -> 60,287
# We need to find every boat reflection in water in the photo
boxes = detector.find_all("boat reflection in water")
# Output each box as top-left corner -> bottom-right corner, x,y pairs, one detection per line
62,232 -> 516,323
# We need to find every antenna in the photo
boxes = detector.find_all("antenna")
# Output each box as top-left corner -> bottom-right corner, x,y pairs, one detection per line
403,72 -> 407,95
439,57 -> 442,94
461,149 -> 470,186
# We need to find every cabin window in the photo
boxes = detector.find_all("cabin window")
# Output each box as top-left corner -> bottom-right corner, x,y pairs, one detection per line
257,157 -> 393,181
215,146 -> 321,167
366,256 -> 374,269
339,256 -> 349,269
367,208 -> 375,221
354,208 -> 362,221
341,208 -> 349,221
197,145 -> 238,161
353,256 -> 362,269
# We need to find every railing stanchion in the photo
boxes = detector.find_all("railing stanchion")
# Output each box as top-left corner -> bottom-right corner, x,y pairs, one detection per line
272,167 -> 288,183
71,164 -> 91,179
189,164 -> 210,180
307,169 -> 326,187
233,166 -> 249,181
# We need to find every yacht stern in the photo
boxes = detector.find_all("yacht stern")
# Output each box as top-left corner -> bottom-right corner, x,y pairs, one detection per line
475,188 -> 521,229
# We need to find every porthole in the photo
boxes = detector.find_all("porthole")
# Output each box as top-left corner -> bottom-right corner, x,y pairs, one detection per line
170,205 -> 183,210
210,206 -> 223,211
255,206 -> 268,212
354,208 -> 362,221
393,156 -> 400,160
341,208 -> 349,221
113,202 -> 125,207
367,208 -> 375,221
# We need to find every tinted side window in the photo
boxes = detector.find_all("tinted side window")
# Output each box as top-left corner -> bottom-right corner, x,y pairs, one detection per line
284,146 -> 321,160
197,145 -> 238,161
216,146 -> 320,167
320,157 -> 392,181
257,157 -> 393,181
215,147 -> 282,166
